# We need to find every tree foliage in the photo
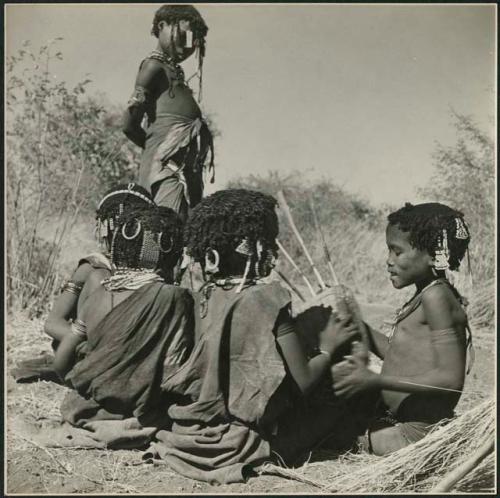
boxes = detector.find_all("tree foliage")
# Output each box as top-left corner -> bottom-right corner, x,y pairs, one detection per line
6,40 -> 140,314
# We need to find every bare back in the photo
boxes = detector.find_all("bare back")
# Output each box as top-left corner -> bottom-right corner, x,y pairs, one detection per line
77,270 -> 135,339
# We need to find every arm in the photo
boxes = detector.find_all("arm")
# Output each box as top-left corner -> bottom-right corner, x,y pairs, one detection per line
44,263 -> 93,342
364,322 -> 389,359
122,59 -> 164,148
277,308 -> 359,395
53,325 -> 86,381
334,288 -> 466,398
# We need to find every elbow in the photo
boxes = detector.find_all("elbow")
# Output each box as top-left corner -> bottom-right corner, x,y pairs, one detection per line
439,372 -> 464,392
122,110 -> 139,137
121,112 -> 133,136
296,380 -> 314,397
122,123 -> 132,137
44,318 -> 56,339
52,358 -> 65,379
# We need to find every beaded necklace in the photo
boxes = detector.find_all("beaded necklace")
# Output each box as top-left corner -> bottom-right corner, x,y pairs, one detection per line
388,278 -> 448,343
101,269 -> 164,292
199,276 -> 262,319
149,50 -> 185,82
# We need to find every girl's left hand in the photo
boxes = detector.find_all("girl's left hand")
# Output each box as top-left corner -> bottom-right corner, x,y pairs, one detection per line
332,354 -> 379,398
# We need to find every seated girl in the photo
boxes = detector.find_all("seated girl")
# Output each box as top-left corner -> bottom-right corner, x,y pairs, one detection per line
13,183 -> 155,383
332,202 -> 473,455
50,205 -> 194,449
44,183 -> 155,347
144,189 -> 359,483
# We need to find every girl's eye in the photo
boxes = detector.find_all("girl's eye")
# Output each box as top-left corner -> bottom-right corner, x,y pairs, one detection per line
388,248 -> 401,257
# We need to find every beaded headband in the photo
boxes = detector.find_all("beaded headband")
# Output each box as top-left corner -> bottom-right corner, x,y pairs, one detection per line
97,183 -> 155,211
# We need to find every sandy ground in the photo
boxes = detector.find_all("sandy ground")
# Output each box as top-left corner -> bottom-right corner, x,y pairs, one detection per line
5,309 -> 495,494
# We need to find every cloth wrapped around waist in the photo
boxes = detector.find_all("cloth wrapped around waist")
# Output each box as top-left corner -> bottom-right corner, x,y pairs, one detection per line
140,113 -> 214,190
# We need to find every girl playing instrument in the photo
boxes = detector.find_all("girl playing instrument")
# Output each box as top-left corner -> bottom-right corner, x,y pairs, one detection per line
123,4 -> 214,221
144,189 -> 360,483
50,205 -> 194,449
332,202 -> 473,455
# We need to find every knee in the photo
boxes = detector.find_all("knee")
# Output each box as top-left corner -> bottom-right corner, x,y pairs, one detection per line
368,425 -> 409,456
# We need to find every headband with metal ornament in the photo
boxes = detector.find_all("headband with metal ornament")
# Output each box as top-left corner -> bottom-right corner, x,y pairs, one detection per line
97,183 -> 155,211
455,217 -> 469,240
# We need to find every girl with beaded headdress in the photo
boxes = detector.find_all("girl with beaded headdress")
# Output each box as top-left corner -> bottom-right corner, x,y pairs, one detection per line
42,183 -> 155,349
144,189 -> 360,483
48,205 -> 195,449
332,202 -> 473,456
123,4 -> 214,222
12,184 -> 155,384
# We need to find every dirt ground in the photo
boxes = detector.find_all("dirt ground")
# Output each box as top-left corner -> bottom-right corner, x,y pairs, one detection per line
5,310 -> 495,495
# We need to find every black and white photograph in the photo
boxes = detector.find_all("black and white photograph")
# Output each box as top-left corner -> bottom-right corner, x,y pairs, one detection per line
4,2 -> 496,494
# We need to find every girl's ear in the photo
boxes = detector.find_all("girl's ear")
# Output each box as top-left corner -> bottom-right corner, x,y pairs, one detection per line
158,20 -> 167,31
426,252 -> 436,268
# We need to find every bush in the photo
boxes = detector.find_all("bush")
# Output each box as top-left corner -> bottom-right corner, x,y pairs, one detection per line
227,171 -> 397,305
418,113 -> 495,327
6,40 -> 141,315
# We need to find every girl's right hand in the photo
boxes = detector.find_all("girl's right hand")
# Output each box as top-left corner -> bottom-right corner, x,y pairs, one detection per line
318,313 -> 360,355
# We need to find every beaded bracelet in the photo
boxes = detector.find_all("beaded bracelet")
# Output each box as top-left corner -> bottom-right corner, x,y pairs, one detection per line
61,280 -> 84,296
318,350 -> 332,362
71,318 -> 87,339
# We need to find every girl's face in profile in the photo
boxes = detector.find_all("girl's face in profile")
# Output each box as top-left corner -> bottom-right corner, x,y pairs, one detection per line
158,19 -> 197,62
385,224 -> 434,289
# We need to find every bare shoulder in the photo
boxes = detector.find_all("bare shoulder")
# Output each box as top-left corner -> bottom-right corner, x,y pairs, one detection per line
422,282 -> 456,307
82,269 -> 110,295
71,262 -> 93,283
421,282 -> 463,329
136,58 -> 165,87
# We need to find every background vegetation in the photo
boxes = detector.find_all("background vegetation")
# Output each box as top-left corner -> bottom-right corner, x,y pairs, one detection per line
5,40 -> 495,496
6,41 -> 495,330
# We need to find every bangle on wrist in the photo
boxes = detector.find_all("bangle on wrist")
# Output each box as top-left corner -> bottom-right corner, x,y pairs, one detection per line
71,318 -> 87,339
318,349 -> 332,362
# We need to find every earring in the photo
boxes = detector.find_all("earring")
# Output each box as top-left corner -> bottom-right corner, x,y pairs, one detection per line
205,248 -> 220,274
158,232 -> 174,254
433,229 -> 450,271
185,30 -> 193,48
101,219 -> 108,239
455,218 -> 468,239
236,257 -> 252,294
121,220 -> 142,240
235,238 -> 253,257
140,230 -> 160,269
110,228 -> 118,264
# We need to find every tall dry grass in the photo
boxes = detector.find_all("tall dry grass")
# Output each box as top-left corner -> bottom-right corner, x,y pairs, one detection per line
230,114 -> 496,327
6,40 -> 140,316
6,42 -> 495,330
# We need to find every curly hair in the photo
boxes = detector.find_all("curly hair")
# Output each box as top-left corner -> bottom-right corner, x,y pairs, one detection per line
96,183 -> 155,225
184,189 -> 279,266
387,202 -> 471,271
111,205 -> 184,274
151,4 -> 208,39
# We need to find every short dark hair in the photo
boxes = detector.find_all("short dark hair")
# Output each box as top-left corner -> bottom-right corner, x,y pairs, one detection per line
184,189 -> 279,265
151,4 -> 208,39
387,202 -> 470,271
112,205 -> 184,274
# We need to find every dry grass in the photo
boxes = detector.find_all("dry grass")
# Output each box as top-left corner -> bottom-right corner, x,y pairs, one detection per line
5,305 -> 495,494
260,398 -> 495,493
